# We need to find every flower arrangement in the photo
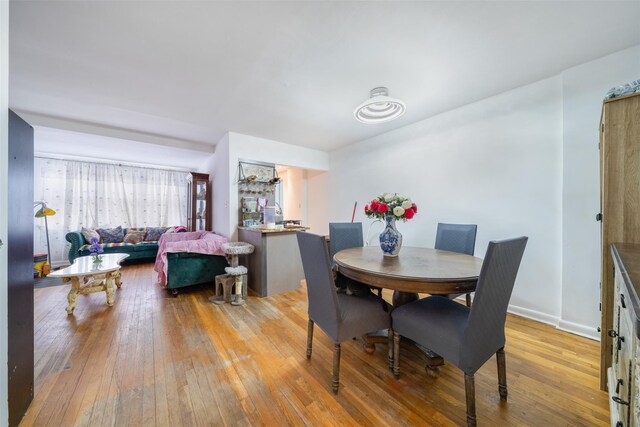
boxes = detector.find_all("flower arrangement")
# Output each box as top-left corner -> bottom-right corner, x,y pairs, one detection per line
364,193 -> 418,221
89,237 -> 104,263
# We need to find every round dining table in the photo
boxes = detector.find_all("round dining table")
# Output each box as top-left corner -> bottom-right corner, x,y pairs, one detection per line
334,246 -> 483,368
334,246 -> 483,304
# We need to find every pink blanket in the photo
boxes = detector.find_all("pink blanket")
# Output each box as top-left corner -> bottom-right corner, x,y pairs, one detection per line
154,231 -> 228,286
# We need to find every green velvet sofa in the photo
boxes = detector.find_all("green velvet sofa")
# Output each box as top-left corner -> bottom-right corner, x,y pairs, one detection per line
65,229 -> 159,263
165,252 -> 228,294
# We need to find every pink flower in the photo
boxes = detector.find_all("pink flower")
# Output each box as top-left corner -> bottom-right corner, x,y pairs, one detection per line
377,203 -> 388,214
404,208 -> 415,219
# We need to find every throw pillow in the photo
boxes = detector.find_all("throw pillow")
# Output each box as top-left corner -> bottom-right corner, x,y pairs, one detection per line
81,227 -> 100,243
145,226 -> 168,242
97,226 -> 125,244
123,230 -> 145,244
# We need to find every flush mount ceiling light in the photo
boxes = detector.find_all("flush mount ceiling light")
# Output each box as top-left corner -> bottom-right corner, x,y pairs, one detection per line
354,87 -> 406,124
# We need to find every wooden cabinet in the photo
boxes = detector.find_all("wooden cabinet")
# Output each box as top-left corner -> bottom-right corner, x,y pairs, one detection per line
600,93 -> 640,390
609,244 -> 640,427
187,172 -> 210,232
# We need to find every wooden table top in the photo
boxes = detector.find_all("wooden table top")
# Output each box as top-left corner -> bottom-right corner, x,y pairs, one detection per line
49,254 -> 129,278
334,246 -> 483,294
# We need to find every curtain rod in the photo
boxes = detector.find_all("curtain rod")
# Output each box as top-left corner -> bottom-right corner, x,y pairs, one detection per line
35,153 -> 191,173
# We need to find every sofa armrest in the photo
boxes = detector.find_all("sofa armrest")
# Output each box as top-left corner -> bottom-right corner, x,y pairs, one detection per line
65,231 -> 86,263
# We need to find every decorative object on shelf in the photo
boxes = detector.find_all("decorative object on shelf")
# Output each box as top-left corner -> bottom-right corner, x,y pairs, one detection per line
88,237 -> 104,264
364,193 -> 418,257
237,162 -> 281,226
197,187 -> 207,200
604,78 -> 640,100
354,87 -> 406,124
33,200 -> 56,273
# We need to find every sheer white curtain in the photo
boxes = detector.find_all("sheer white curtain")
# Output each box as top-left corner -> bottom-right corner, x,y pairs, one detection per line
34,157 -> 189,265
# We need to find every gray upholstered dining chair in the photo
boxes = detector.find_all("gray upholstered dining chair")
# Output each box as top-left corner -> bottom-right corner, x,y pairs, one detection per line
296,231 -> 392,394
435,223 -> 478,306
329,222 -> 372,296
329,222 -> 363,269
392,236 -> 527,427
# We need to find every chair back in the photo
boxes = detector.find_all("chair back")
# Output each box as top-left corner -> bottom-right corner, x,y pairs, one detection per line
435,223 -> 477,255
296,231 -> 341,328
329,222 -> 364,263
461,236 -> 528,372
329,223 -> 363,266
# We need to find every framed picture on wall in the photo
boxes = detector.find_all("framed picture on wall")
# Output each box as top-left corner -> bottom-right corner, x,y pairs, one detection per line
238,161 -> 276,183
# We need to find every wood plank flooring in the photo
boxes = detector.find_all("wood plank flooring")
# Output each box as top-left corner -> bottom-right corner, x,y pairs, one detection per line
21,263 -> 609,426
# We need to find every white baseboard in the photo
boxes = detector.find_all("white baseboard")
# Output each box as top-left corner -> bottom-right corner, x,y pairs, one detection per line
506,303 -> 600,341
507,303 -> 559,327
557,319 -> 600,341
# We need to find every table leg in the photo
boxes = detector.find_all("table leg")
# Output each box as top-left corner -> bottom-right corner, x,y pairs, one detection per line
114,270 -> 122,289
362,290 -> 444,372
392,290 -> 419,306
105,273 -> 115,306
66,277 -> 79,315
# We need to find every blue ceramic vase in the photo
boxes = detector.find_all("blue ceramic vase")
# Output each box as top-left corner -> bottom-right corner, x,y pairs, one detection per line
379,216 -> 403,257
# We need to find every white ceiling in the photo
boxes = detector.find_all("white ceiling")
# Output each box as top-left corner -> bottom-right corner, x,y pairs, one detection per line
9,1 -> 640,152
34,127 -> 210,171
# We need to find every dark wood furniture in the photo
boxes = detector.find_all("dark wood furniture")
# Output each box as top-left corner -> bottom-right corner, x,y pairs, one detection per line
187,172 -> 210,232
334,246 -> 483,304
8,110 -> 34,427
334,246 -> 483,368
600,92 -> 640,390
609,243 -> 640,426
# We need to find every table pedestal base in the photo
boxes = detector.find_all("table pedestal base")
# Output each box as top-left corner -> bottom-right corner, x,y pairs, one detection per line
362,290 -> 445,372
64,270 -> 122,315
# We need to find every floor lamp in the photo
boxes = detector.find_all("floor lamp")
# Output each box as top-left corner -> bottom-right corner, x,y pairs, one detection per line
33,201 -> 56,271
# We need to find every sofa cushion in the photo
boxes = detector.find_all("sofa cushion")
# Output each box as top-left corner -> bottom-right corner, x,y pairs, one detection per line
145,227 -> 168,242
81,227 -> 100,243
97,226 -> 125,243
124,230 -> 145,244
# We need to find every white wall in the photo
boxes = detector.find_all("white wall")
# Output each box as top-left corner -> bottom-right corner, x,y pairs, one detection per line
280,167 -> 306,223
210,134 -> 231,236
330,77 -> 564,323
208,132 -> 330,239
559,45 -> 640,337
306,170 -> 330,236
0,0 -> 9,423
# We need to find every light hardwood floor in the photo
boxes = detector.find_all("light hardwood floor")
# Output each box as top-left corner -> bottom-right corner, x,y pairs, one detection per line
22,264 -> 609,426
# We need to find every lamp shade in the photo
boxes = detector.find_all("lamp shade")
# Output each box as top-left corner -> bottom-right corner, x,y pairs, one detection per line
35,207 -> 56,218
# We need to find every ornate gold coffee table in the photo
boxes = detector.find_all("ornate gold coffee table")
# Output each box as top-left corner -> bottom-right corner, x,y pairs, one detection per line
48,254 -> 129,314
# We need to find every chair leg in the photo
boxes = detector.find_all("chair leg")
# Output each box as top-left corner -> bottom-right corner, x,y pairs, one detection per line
393,332 -> 401,378
332,342 -> 341,394
497,347 -> 507,400
464,373 -> 477,427
306,319 -> 314,359
387,329 -> 394,370
465,293 -> 472,307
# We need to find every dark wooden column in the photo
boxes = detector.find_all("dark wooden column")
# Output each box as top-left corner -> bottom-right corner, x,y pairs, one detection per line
8,110 -> 34,427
